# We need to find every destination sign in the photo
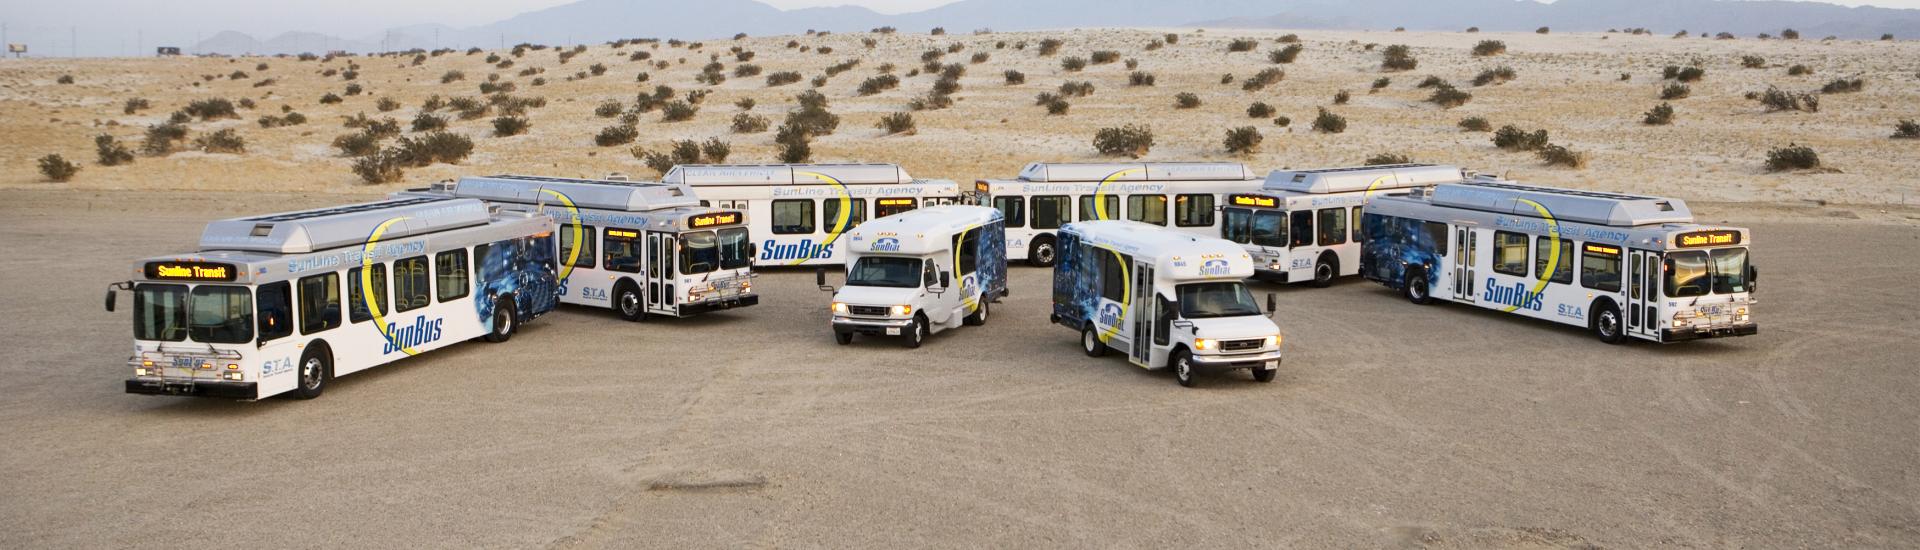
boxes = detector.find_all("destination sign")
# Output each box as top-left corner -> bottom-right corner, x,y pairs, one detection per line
1583,243 -> 1621,255
1675,230 -> 1741,248
145,261 -> 237,282
688,212 -> 741,228
605,229 -> 639,239
1228,194 -> 1278,208
974,181 -> 991,193
877,198 -> 916,206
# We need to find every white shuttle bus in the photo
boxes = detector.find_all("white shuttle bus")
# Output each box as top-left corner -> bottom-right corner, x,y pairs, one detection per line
1221,164 -> 1467,286
817,205 -> 1009,348
660,163 -> 961,266
400,175 -> 758,321
1050,220 -> 1285,387
106,198 -> 561,400
1359,179 -> 1759,344
967,162 -> 1263,267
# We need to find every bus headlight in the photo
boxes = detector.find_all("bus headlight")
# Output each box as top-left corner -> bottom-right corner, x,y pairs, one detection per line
135,368 -> 150,376
223,372 -> 243,381
1194,338 -> 1218,351
831,302 -> 849,315
891,305 -> 912,317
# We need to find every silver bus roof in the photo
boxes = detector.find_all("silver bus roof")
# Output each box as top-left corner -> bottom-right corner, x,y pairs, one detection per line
439,174 -> 701,211
661,163 -> 914,185
1262,163 -> 1466,194
199,197 -> 493,254
1428,179 -> 1694,227
1015,162 -> 1257,182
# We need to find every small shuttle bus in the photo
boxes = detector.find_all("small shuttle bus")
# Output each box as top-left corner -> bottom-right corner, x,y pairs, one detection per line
1359,179 -> 1758,344
106,197 -> 561,400
1221,163 -> 1467,286
660,163 -> 961,266
1050,220 -> 1284,387
400,175 -> 758,321
817,205 -> 1008,348
968,162 -> 1262,267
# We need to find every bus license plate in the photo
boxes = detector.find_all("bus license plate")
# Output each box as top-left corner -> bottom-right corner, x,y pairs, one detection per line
885,327 -> 901,335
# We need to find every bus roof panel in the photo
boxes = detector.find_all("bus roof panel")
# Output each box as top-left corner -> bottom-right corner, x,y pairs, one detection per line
446,175 -> 701,211
661,163 -> 913,185
1016,162 -> 1256,182
200,198 -> 493,254
1430,180 -> 1694,226
1263,163 -> 1466,194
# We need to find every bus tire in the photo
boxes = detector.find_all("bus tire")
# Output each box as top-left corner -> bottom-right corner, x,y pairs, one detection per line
615,281 -> 647,323
1172,349 -> 1197,388
1592,301 -> 1627,345
1028,235 -> 1058,268
1312,254 -> 1338,288
1253,367 -> 1277,383
834,331 -> 853,345
906,315 -> 929,349
964,300 -> 989,326
484,297 -> 516,343
1404,270 -> 1433,305
291,346 -> 331,400
1081,326 -> 1106,357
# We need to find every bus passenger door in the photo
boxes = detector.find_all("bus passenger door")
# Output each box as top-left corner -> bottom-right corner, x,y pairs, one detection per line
1627,249 -> 1659,339
648,232 -> 675,314
1452,226 -> 1476,303
1130,262 -> 1154,367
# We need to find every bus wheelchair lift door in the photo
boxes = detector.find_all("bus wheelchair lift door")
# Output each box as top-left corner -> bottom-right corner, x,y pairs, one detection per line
1453,226 -> 1477,303
1627,249 -> 1660,340
1130,262 -> 1154,367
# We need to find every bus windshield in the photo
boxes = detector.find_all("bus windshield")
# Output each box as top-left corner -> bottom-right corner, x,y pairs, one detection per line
717,227 -> 751,270
135,283 -> 253,343
1176,282 -> 1262,319
681,231 -> 720,274
1666,247 -> 1750,297
846,257 -> 922,288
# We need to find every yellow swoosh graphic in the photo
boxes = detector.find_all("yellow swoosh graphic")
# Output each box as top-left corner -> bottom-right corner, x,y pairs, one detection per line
1093,168 -> 1143,221
792,171 -> 853,266
362,217 -> 418,356
1503,198 -> 1560,313
536,188 -> 583,281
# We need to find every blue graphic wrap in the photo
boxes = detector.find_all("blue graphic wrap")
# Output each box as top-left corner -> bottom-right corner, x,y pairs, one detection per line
1359,213 -> 1443,293
476,234 -> 561,329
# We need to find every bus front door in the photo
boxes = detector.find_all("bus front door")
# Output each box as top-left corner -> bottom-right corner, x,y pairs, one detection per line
1627,249 -> 1660,340
1452,226 -> 1476,303
647,232 -> 675,315
1130,262 -> 1154,367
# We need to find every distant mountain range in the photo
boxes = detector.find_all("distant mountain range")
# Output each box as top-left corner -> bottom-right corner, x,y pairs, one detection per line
190,0 -> 1918,56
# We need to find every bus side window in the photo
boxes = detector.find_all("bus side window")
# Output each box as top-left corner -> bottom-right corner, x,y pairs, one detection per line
993,196 -> 1025,228
257,281 -> 293,342
347,264 -> 389,323
1492,231 -> 1530,277
436,249 -> 470,303
954,230 -> 980,278
1351,206 -> 1364,241
1127,194 -> 1168,226
1581,245 -> 1622,292
1422,221 -> 1449,251
394,256 -> 432,312
559,225 -> 597,268
1289,210 -> 1314,247
824,197 -> 868,230
771,199 -> 816,235
1079,194 -> 1119,221
1535,237 -> 1574,285
1099,251 -> 1130,302
1032,196 -> 1069,230
1174,194 -> 1214,227
1316,208 -> 1348,246
298,272 -> 342,335
603,231 -> 641,274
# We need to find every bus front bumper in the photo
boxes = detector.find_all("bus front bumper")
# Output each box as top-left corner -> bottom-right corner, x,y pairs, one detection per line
679,294 -> 760,315
125,378 -> 256,399
1190,350 -> 1284,370
832,316 -> 914,336
1662,324 -> 1758,342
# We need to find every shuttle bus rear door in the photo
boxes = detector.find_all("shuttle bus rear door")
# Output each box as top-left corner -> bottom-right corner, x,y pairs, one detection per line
1130,262 -> 1154,367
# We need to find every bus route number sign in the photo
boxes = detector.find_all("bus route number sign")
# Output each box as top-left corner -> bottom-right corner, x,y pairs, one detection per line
145,261 -> 237,282
1675,230 -> 1741,248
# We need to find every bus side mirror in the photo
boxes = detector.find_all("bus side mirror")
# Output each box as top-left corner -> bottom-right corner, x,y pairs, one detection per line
940,271 -> 951,289
1748,265 -> 1758,282
747,242 -> 757,259
815,268 -> 833,292
105,289 -> 117,312
1266,293 -> 1277,315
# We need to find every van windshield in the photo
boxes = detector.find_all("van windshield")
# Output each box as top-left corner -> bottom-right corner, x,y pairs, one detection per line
1176,282 -> 1261,319
847,257 -> 922,288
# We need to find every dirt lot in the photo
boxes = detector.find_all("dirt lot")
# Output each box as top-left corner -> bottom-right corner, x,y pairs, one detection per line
0,188 -> 1916,548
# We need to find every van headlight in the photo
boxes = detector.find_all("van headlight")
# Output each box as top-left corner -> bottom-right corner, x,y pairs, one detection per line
891,305 -> 912,317
831,302 -> 849,315
1266,335 -> 1281,349
1194,338 -> 1218,351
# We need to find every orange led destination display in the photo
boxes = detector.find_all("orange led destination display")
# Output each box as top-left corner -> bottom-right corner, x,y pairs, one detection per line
1583,243 -> 1621,255
1228,194 -> 1278,208
605,229 -> 639,239
145,261 -> 237,282
1675,230 -> 1741,248
688,212 -> 742,228
877,198 -> 916,206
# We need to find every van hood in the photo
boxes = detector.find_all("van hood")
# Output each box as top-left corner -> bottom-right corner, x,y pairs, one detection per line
1187,314 -> 1280,340
833,285 -> 919,306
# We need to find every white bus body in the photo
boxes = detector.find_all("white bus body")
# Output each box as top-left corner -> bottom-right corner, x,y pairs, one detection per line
110,198 -> 561,400
823,205 -> 1009,347
968,162 -> 1263,267
1221,164 -> 1468,286
1359,178 -> 1759,344
660,163 -> 961,266
1050,220 -> 1285,387
399,175 -> 758,320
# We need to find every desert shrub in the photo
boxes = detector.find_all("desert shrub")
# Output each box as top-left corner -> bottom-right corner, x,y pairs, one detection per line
361,116 -> 401,137
731,113 -> 770,133
1787,64 -> 1813,76
735,98 -> 756,111
1820,77 -> 1863,93
1781,29 -> 1800,40
1223,126 -> 1262,154
1273,116 -> 1291,127
168,111 -> 192,125
441,70 -> 466,84
319,92 -> 343,104
1058,81 -> 1095,97
1333,90 -> 1351,105
409,112 -> 448,132
858,74 -> 901,95
1372,77 -> 1391,90
1221,73 -> 1234,84
1493,125 -> 1550,151
876,112 -> 917,135
1228,38 -> 1258,52
195,129 -> 246,154
765,71 -> 803,87
333,131 -> 382,157
1004,70 -> 1026,85
1471,66 -> 1516,86
1128,71 -> 1156,86
596,124 -> 639,146
1538,144 -> 1588,168
374,97 -> 401,112
1061,57 -> 1087,71
1758,86 -> 1820,112
1174,92 -> 1202,109
229,70 -> 249,80
1270,44 -> 1303,64
252,78 -> 278,88
1741,55 -> 1767,69
1660,83 -> 1692,100
1458,116 -> 1491,131
394,131 -> 473,166
931,27 -> 946,35
56,75 -> 75,85
95,134 -> 135,166
1643,102 -> 1676,125
344,83 -> 364,96
1889,119 -> 1920,139
1248,102 -> 1275,118
1536,27 -> 1551,34
351,150 -> 406,184
454,98 -> 490,120
1145,39 -> 1164,51
661,100 -> 698,122
1669,66 -> 1705,82
1381,44 -> 1417,71
123,98 -> 151,115
1428,84 -> 1471,108
184,98 -> 239,121
825,59 -> 862,77
1037,38 -> 1063,56
492,115 -> 530,136
1472,40 -> 1507,56
1312,107 -> 1347,133
595,100 -> 624,118
1045,97 -> 1070,115
1242,68 -> 1285,91
733,63 -> 763,78
1093,124 -> 1153,158
1165,33 -> 1179,44
141,123 -> 190,156
38,154 -> 79,181
775,125 -> 813,163
932,75 -> 961,95
1365,153 -> 1411,165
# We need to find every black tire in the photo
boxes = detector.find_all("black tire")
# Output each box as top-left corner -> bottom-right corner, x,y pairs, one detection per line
905,316 -> 929,348
483,298 -> 516,343
1028,236 -> 1058,268
615,282 -> 647,323
1253,367 -> 1277,383
963,300 -> 989,326
1081,326 -> 1106,357
1172,349 -> 1197,388
1404,270 -> 1433,305
834,331 -> 853,345
1312,256 -> 1337,288
1593,302 -> 1627,345
291,347 -> 330,400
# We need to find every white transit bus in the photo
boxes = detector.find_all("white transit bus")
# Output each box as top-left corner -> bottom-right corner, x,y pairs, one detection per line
106,197 -> 561,400
400,175 -> 758,321
968,162 -> 1263,267
1220,164 -> 1467,286
660,163 -> 961,266
1358,179 -> 1759,344
1051,220 -> 1285,387
818,205 -> 1008,348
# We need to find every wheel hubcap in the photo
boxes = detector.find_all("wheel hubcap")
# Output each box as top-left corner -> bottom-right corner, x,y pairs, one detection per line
1601,312 -> 1619,336
302,358 -> 321,389
1318,264 -> 1332,281
622,293 -> 639,315
1178,358 -> 1190,379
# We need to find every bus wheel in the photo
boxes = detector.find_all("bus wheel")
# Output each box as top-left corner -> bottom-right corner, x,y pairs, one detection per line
964,300 -> 989,326
292,347 -> 331,400
1404,271 -> 1433,305
1593,303 -> 1627,345
1253,367 -> 1277,383
834,331 -> 853,345
1172,350 -> 1197,388
616,283 -> 647,323
1029,236 -> 1057,268
484,298 -> 516,343
906,315 -> 929,349
1081,326 -> 1107,357
1312,256 -> 1337,288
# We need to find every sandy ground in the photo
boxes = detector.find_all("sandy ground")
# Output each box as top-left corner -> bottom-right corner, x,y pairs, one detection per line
1,188 -> 1918,548
3,28 -> 1919,206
